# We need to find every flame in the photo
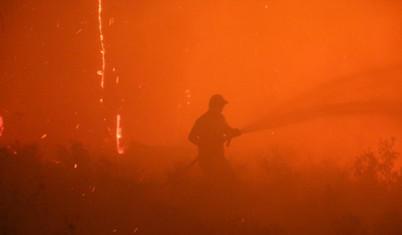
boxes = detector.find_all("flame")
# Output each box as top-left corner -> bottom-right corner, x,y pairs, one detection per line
0,115 -> 3,137
116,114 -> 124,154
97,1 -> 125,154
98,0 -> 106,90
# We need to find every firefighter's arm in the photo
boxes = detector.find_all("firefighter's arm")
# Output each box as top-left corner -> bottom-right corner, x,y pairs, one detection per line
223,117 -> 242,138
223,128 -> 241,147
230,128 -> 242,137
222,120 -> 241,147
222,129 -> 241,143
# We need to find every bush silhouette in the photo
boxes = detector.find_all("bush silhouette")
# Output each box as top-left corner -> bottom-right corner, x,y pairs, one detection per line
353,138 -> 400,187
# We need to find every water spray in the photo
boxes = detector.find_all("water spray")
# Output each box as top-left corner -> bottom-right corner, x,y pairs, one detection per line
241,101 -> 402,134
240,66 -> 402,134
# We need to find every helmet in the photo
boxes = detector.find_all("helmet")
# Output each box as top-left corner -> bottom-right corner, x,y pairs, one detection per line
209,94 -> 228,107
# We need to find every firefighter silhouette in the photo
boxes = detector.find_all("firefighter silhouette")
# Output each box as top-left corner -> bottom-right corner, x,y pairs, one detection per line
189,94 -> 241,179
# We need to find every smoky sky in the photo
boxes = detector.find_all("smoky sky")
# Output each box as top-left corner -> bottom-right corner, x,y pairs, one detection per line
0,0 -> 401,152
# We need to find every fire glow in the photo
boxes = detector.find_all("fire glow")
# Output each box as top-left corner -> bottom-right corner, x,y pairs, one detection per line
97,0 -> 125,154
0,116 -> 4,137
116,114 -> 124,154
97,0 -> 106,90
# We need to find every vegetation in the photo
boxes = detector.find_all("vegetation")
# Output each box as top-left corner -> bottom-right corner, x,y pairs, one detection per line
1,139 -> 402,234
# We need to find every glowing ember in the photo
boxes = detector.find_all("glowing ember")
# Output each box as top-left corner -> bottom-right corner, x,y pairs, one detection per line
41,134 -> 47,139
98,0 -> 106,89
116,114 -> 124,154
185,89 -> 191,106
0,115 -> 3,137
51,160 -> 60,164
108,17 -> 114,26
74,163 -> 78,169
90,186 -> 96,192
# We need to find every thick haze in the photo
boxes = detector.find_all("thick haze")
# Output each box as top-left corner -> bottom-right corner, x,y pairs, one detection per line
1,0 -> 401,156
